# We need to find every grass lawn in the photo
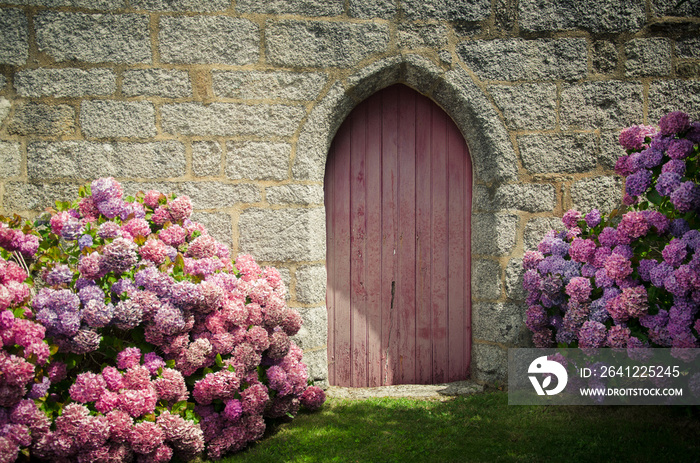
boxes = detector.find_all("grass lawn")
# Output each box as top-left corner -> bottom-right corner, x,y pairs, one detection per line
218,391 -> 700,463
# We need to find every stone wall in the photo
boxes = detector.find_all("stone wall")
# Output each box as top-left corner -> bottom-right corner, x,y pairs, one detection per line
0,0 -> 698,385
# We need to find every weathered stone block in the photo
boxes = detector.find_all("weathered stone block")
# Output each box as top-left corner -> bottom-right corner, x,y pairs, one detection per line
292,306 -> 328,352
15,68 -> 116,98
212,71 -> 327,100
676,37 -> 700,59
349,0 -> 397,18
397,23 -> 448,50
175,183 -> 260,209
2,0 -> 124,8
226,142 -> 291,181
473,302 -> 524,344
293,82 -> 354,182
649,80 -> 700,122
676,62 -> 700,79
560,81 -> 644,129
432,68 -> 520,183
625,38 -> 672,77
0,9 -> 28,65
600,130 -> 625,169
592,40 -> 618,74
295,265 -> 327,305
473,185 -> 495,212
400,0 -> 491,21
122,69 -> 191,98
266,20 -> 390,68
524,217 -> 561,252
266,185 -> 324,205
0,98 -> 9,123
81,100 -> 156,138
505,258 -> 526,301
3,181 -> 80,212
121,181 -> 261,209
35,12 -> 150,63
494,0 -> 518,31
457,38 -> 587,81
493,183 -> 556,212
519,134 -> 597,174
519,0 -> 646,33
190,212 -> 232,250
472,343 -> 507,382
488,83 -> 557,130
472,260 -> 502,300
0,142 -> 21,178
301,348 -> 328,385
651,0 -> 700,17
238,207 -> 326,262
27,141 -> 186,179
161,103 -> 305,138
192,141 -> 222,177
472,214 -> 517,256
8,103 -> 75,136
570,176 -> 623,214
131,0 -> 228,10
237,0 -> 343,15
159,16 -> 258,65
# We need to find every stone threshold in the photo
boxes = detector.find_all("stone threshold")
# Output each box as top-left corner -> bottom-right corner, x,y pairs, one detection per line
325,380 -> 484,400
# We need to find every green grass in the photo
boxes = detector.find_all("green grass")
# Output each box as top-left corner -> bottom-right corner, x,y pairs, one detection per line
219,391 -> 700,463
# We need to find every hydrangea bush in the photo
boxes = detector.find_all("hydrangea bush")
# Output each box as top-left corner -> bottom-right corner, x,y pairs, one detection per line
523,111 -> 700,356
0,179 -> 325,462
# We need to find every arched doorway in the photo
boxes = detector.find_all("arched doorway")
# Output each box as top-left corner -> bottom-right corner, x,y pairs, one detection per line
325,84 -> 472,387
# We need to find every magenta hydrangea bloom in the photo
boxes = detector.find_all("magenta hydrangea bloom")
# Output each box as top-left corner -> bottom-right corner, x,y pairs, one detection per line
658,111 -> 690,136
618,124 -> 657,151
569,238 -> 596,263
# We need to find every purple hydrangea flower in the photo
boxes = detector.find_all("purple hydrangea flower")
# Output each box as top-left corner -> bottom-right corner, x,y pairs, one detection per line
670,181 -> 700,213
584,209 -> 601,228
45,264 -> 73,286
656,172 -> 682,197
625,169 -> 652,196
578,321 -> 607,348
667,138 -> 695,160
663,239 -> 688,268
78,234 -> 93,250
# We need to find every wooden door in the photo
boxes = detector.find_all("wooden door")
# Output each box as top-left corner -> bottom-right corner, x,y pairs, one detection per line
325,84 -> 472,387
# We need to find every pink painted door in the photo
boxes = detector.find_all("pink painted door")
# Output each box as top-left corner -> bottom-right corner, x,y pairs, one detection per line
325,84 -> 472,387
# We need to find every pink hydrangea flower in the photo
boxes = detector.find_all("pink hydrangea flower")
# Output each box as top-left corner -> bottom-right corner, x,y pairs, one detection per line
69,372 -> 107,403
143,190 -> 163,209
300,386 -> 326,411
168,196 -> 193,222
116,347 -> 142,370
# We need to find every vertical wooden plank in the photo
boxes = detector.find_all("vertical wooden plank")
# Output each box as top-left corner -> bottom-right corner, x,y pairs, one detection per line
446,112 -> 467,382
350,103 -> 368,387
333,111 -> 353,387
381,86 -> 399,386
414,91 -> 433,384
396,86 -> 417,384
324,142 -> 336,385
430,102 -> 449,384
365,91 -> 384,387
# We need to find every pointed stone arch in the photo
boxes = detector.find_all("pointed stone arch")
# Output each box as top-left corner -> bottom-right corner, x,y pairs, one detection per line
293,54 -> 520,384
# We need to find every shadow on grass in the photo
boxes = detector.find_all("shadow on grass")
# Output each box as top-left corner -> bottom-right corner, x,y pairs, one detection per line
221,392 -> 700,463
